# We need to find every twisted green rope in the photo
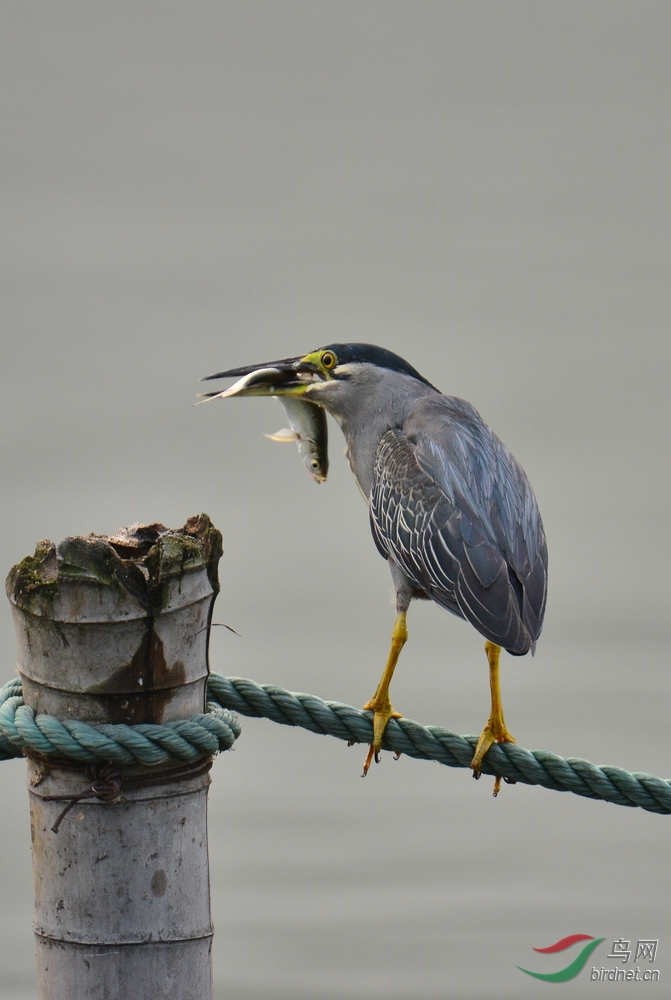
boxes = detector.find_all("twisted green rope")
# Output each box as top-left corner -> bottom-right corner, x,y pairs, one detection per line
1,675 -> 669,815
206,675 -> 671,816
0,677 -> 240,766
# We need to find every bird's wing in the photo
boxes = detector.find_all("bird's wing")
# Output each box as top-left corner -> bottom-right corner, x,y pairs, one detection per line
369,395 -> 547,653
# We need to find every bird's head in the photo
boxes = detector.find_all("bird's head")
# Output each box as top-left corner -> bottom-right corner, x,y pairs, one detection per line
198,344 -> 437,406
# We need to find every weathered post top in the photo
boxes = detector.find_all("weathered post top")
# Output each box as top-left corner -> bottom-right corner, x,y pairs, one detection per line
7,513 -> 223,727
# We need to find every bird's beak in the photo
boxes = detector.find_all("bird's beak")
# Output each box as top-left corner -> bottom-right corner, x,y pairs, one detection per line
197,356 -> 321,403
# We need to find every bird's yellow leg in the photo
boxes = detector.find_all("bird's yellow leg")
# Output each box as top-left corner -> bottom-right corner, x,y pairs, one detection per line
361,612 -> 407,775
471,641 -> 516,793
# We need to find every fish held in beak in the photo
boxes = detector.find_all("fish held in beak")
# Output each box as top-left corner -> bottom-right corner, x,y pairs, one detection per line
195,366 -> 304,404
264,397 -> 329,483
196,353 -> 325,404
196,356 -> 328,480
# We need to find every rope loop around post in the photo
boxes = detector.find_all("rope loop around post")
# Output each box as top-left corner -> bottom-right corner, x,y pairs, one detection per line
0,677 -> 240,766
1,674 -> 670,816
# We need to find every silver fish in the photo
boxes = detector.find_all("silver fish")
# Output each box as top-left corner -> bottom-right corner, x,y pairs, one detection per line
265,397 -> 329,483
195,367 -> 289,403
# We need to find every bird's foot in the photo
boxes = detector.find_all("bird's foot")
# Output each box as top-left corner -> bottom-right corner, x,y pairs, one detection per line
470,716 -> 516,795
361,696 -> 402,776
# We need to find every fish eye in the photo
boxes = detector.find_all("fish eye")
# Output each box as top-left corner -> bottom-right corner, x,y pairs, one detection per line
321,351 -> 337,370
310,459 -> 320,469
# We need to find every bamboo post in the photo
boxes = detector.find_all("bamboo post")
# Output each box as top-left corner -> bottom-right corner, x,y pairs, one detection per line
5,515 -> 223,1000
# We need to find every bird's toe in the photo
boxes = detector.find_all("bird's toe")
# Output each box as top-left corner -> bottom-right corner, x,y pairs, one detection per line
470,717 -> 516,791
361,698 -> 403,776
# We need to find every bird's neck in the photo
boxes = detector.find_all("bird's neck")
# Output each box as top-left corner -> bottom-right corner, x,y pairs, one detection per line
307,371 -> 435,499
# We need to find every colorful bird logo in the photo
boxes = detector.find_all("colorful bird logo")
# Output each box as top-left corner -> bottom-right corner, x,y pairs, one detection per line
517,934 -> 606,982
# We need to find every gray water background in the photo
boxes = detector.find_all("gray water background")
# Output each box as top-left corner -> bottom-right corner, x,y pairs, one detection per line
0,4 -> 669,997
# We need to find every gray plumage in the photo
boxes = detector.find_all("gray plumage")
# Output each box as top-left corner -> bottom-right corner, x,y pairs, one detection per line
307,361 -> 547,656
369,397 -> 546,654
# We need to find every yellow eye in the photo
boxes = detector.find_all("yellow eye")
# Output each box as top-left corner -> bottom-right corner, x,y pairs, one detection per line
321,351 -> 337,370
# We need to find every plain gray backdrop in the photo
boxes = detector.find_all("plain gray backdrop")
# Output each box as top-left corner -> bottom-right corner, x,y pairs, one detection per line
1,3 -> 669,998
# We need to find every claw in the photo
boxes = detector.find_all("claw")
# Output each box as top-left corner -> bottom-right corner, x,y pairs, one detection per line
361,701 -> 402,776
470,716 -> 516,776
362,745 -> 379,777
